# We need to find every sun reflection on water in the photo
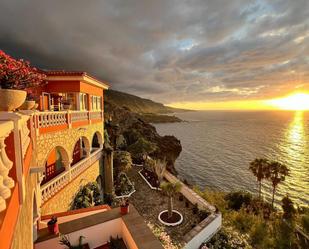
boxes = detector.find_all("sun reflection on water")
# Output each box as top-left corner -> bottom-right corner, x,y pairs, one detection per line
286,111 -> 305,156
279,111 -> 307,204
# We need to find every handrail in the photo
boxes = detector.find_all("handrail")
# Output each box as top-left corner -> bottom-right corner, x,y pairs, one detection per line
33,110 -> 103,131
40,149 -> 102,203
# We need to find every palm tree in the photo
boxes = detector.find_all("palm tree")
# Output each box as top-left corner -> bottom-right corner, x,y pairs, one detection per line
160,182 -> 182,218
268,161 -> 290,208
249,158 -> 269,199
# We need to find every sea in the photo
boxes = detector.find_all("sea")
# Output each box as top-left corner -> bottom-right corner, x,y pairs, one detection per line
155,111 -> 309,207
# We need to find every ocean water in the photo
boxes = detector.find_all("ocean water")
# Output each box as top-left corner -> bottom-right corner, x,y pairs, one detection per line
155,111 -> 309,207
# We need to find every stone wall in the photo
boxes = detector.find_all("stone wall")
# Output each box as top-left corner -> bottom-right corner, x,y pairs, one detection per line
11,173 -> 38,249
41,160 -> 100,215
35,122 -> 104,168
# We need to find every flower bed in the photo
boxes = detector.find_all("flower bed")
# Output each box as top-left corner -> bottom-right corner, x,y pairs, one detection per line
114,173 -> 136,199
139,168 -> 161,190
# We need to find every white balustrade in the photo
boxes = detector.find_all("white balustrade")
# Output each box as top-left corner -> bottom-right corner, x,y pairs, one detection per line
71,111 -> 89,122
89,111 -> 102,120
36,111 -> 67,128
19,116 -> 31,159
40,149 -> 102,203
0,121 -> 15,212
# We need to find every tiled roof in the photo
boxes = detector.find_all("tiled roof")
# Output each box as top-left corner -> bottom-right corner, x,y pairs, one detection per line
42,70 -> 110,87
43,70 -> 86,76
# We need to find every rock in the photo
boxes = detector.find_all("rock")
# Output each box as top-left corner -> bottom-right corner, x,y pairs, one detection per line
104,101 -> 182,175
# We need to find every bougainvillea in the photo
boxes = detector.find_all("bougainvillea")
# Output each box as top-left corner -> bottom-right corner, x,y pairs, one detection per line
0,50 -> 46,89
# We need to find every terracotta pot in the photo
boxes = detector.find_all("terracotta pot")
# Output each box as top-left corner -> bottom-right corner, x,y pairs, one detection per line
33,103 -> 39,110
20,100 -> 36,110
47,222 -> 59,234
0,89 -> 27,111
120,205 -> 129,215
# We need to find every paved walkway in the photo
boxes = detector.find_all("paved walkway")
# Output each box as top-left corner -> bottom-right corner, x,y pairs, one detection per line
164,171 -> 216,212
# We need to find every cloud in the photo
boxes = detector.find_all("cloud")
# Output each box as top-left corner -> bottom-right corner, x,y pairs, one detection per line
0,0 -> 308,104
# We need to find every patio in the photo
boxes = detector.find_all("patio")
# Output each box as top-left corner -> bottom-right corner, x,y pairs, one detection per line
126,167 -> 203,245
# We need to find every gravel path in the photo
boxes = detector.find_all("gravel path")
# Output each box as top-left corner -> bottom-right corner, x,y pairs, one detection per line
126,167 -> 201,245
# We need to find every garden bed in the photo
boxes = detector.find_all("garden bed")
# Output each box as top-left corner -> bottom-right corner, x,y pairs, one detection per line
114,173 -> 136,199
127,167 -> 202,245
139,168 -> 161,190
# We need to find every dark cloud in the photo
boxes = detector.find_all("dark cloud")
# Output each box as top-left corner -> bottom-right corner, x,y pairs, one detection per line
0,0 -> 308,104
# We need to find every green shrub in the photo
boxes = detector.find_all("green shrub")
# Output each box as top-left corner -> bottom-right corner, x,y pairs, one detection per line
301,213 -> 309,233
71,182 -> 103,210
225,191 -> 253,211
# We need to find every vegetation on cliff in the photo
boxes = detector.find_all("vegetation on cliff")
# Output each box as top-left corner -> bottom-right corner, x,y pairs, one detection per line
104,96 -> 182,174
105,89 -> 187,114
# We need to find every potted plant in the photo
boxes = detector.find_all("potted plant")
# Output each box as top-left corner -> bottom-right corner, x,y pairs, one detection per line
0,50 -> 45,111
120,198 -> 129,215
59,234 -> 89,249
20,93 -> 36,110
47,216 -> 59,235
62,99 -> 72,110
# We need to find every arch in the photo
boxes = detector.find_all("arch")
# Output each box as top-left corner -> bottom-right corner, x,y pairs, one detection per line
41,146 -> 70,185
71,136 -> 90,165
92,131 -> 103,150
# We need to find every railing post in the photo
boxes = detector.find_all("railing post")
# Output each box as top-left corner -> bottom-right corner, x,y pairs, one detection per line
67,110 -> 72,129
0,113 -> 26,205
88,111 -> 92,125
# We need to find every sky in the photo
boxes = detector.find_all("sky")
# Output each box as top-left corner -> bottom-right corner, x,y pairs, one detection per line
0,0 -> 308,110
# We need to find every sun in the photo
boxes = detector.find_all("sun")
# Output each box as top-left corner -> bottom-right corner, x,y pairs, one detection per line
267,93 -> 309,111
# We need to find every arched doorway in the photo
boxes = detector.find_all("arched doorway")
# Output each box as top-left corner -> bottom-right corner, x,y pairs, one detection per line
92,131 -> 103,151
72,136 -> 90,165
41,146 -> 69,185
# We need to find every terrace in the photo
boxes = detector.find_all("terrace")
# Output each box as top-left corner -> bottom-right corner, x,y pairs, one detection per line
125,166 -> 222,249
35,205 -> 164,249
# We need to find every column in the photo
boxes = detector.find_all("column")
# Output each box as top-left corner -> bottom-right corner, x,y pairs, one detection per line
104,148 -> 114,194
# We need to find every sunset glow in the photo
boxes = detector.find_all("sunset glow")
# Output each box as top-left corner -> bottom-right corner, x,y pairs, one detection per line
168,93 -> 309,111
266,93 -> 309,111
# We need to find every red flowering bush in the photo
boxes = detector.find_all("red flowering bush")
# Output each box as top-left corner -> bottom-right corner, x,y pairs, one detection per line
0,50 -> 46,89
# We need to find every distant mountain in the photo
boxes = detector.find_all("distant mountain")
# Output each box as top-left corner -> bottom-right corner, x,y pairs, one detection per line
104,90 -> 188,114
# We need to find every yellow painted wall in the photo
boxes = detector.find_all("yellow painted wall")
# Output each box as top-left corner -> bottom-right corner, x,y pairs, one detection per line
11,173 -> 38,249
41,160 -> 100,215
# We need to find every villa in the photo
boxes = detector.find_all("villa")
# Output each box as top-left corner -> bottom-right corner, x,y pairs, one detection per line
0,71 -> 164,249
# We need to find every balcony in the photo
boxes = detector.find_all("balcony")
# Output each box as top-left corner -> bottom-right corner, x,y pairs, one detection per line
35,205 -> 164,249
41,148 -> 102,204
34,110 -> 103,134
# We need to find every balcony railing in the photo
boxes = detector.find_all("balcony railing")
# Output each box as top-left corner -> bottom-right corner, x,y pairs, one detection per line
34,110 -> 103,134
0,121 -> 15,212
41,149 -> 102,203
37,111 -> 68,128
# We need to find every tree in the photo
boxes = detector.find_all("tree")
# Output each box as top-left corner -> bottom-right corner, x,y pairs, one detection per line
127,137 -> 157,160
249,158 -> 269,199
113,151 -> 132,177
160,182 -> 182,218
154,158 -> 167,183
281,195 -> 295,220
268,161 -> 290,208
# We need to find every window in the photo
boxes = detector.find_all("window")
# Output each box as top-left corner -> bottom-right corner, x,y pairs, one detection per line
91,95 -> 101,110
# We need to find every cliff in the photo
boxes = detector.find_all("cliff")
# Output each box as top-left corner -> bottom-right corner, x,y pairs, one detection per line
104,98 -> 182,175
105,90 -> 188,114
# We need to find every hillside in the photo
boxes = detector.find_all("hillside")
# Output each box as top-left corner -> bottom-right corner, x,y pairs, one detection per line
104,89 -> 188,114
